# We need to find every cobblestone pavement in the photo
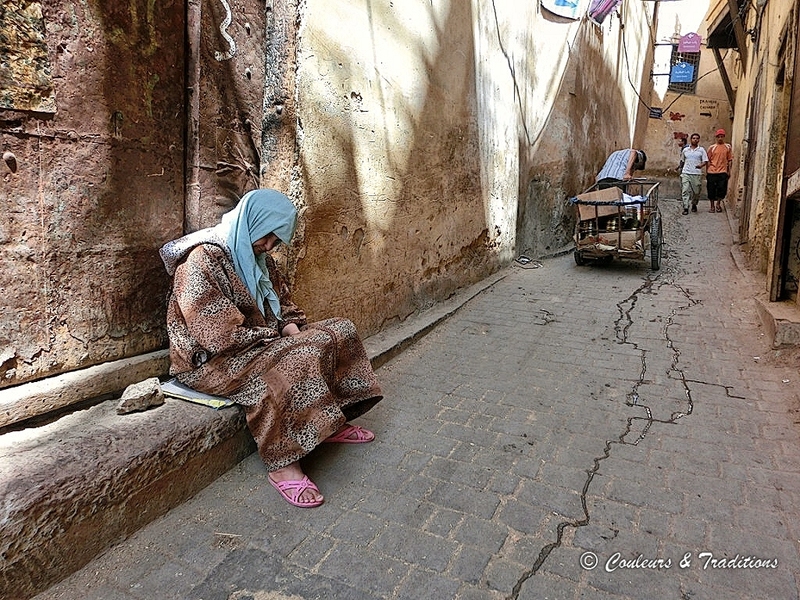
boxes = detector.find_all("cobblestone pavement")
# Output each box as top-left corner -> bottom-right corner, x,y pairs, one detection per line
36,192 -> 800,600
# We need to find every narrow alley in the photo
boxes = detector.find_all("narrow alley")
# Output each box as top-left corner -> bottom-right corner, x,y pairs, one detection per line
34,190 -> 800,600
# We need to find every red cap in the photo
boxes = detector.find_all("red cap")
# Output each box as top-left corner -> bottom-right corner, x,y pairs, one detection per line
715,128 -> 726,136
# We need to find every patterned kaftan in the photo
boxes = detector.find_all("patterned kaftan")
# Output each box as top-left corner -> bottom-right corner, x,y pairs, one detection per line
165,243 -> 382,471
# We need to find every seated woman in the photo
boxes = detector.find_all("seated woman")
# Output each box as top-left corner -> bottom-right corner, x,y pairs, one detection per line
159,189 -> 383,508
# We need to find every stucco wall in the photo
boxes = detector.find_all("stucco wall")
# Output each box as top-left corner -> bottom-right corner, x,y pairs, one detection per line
290,0 -> 488,331
518,7 -> 655,257
291,0 -> 656,331
730,0 -> 796,273
1,0 -> 656,393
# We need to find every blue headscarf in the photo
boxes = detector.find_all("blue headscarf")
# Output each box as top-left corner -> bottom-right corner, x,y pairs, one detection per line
214,189 -> 298,319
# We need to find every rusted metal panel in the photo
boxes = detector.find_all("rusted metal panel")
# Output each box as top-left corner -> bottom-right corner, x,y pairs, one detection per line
0,1 -> 56,113
1,0 -> 185,391
186,0 -> 269,231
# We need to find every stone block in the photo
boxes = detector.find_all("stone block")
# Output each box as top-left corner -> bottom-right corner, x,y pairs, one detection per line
755,295 -> 800,348
0,399 -> 255,599
117,377 -> 165,414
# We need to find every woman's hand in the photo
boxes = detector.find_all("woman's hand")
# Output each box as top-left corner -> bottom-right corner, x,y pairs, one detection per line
281,323 -> 301,337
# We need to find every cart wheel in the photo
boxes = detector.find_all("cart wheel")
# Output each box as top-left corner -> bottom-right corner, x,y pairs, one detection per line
650,212 -> 662,270
574,250 -> 586,266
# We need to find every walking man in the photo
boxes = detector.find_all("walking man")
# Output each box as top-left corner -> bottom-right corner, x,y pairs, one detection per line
680,133 -> 708,215
706,128 -> 733,213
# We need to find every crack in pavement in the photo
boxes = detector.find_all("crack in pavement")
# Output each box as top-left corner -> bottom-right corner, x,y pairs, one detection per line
508,256 -> 705,598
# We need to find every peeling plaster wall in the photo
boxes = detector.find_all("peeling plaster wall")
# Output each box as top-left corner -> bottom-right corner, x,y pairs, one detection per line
730,0 -> 796,273
0,1 -> 184,389
293,0 -> 489,332
516,4 -> 653,256
292,0 -> 655,333
1,0 -> 657,391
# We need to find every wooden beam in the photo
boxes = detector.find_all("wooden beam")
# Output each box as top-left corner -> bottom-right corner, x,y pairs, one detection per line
712,47 -> 736,110
727,0 -> 749,72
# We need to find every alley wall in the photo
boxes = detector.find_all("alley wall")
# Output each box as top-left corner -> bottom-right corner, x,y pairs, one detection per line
290,0 -> 656,333
1,0 -> 185,389
0,0 -> 655,401
730,0 -> 797,276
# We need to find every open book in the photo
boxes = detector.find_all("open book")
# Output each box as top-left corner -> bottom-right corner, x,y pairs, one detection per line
161,378 -> 235,410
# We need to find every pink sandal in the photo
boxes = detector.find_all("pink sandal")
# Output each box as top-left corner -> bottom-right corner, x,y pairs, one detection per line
268,475 -> 324,508
323,424 -> 375,444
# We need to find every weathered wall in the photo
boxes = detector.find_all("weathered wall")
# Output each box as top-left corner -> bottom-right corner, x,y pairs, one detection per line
290,0 -> 486,332
188,0 -> 270,230
730,0 -> 797,273
291,0 -> 656,331
0,0 -> 280,393
517,6 -> 656,258
0,0 -> 184,389
1,0 -> 657,395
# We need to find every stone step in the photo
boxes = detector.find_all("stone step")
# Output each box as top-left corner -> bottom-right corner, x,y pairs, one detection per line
0,397 -> 254,600
756,294 -> 800,348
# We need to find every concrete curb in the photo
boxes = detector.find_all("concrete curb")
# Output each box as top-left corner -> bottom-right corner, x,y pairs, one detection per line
365,269 -> 509,369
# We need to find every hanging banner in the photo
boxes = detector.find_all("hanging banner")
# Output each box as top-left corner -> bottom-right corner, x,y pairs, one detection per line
678,32 -> 702,53
670,62 -> 695,83
541,0 -> 587,21
587,0 -> 623,24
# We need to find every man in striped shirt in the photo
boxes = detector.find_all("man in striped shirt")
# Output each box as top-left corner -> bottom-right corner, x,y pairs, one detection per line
596,149 -> 647,186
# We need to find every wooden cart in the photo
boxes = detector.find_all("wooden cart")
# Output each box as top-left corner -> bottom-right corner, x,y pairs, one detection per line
570,179 -> 662,270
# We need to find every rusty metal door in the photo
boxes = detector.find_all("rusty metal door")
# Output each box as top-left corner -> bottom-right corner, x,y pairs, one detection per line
184,0 -> 271,232
0,1 -> 187,391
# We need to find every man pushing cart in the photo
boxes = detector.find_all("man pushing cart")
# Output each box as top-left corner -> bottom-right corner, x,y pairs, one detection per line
570,148 -> 662,270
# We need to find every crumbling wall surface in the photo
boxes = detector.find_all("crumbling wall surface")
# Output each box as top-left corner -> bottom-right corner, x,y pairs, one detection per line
517,23 -> 633,258
514,5 -> 655,259
292,0 -> 491,333
289,0 -> 656,331
750,118 -> 792,271
741,5 -> 794,273
0,0 -> 185,389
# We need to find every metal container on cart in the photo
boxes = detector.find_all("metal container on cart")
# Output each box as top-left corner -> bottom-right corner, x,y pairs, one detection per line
570,179 -> 662,270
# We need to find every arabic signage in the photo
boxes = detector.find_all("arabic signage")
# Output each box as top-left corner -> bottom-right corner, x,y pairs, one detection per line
678,32 -> 702,53
670,62 -> 695,84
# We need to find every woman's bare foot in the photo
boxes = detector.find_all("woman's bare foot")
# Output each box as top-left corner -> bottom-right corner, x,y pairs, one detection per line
269,462 -> 323,506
